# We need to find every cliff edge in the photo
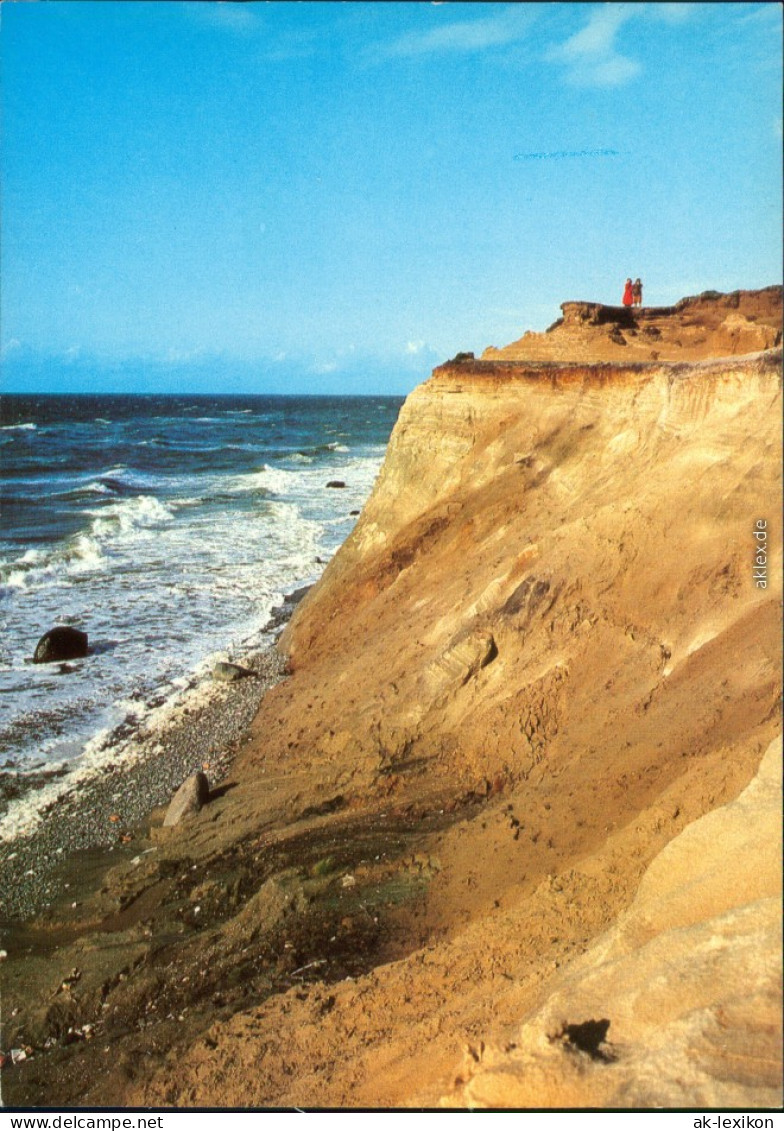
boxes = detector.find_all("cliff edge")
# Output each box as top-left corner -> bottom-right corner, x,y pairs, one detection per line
482,285 -> 782,363
4,288 -> 781,1110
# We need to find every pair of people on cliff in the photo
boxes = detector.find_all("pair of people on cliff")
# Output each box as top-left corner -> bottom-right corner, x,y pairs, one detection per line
623,278 -> 643,307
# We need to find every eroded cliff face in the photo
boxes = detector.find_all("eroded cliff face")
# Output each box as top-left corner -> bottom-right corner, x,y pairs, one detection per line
280,350 -> 781,813
5,294 -> 781,1110
265,326 -> 781,1107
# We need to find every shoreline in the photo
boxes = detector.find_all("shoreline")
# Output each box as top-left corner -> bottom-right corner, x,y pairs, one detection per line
0,593 -> 306,924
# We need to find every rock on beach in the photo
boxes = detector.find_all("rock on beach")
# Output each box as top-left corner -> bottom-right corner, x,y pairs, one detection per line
163,771 -> 210,827
33,626 -> 88,664
213,661 -> 254,683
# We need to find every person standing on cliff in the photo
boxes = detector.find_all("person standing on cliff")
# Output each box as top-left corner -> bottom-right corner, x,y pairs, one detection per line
622,278 -> 634,306
632,278 -> 643,306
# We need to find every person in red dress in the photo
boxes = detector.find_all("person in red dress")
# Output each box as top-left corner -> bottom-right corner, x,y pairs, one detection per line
622,278 -> 634,306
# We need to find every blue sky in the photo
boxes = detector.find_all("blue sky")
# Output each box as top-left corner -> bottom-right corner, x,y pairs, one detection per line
2,1 -> 781,394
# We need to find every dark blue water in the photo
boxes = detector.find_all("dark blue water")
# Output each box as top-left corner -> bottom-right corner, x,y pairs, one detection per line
0,394 -> 402,834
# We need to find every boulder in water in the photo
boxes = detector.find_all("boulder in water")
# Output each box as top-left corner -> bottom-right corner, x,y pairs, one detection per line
33,626 -> 88,664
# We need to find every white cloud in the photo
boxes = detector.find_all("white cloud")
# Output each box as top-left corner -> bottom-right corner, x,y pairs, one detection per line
556,4 -> 634,62
547,4 -> 637,87
260,29 -> 320,64
732,4 -> 780,28
183,2 -> 262,36
547,2 -> 693,88
577,54 -> 641,87
164,346 -> 205,364
647,2 -> 695,26
366,5 -> 535,62
406,340 -> 426,354
1,338 -> 23,357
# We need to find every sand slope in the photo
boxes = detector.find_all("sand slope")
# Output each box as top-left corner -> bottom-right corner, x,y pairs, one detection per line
442,737 -> 782,1109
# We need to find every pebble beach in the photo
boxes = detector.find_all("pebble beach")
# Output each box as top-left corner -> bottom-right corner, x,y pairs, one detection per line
0,629 -> 291,924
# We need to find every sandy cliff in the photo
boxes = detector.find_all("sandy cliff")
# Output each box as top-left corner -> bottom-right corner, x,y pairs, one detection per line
483,286 -> 782,363
4,288 -> 781,1109
442,736 -> 782,1109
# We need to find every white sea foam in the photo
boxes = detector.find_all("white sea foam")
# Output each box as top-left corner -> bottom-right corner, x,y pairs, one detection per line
0,605 -> 288,842
98,467 -> 170,492
19,548 -> 46,565
83,495 -> 174,537
0,537 -> 103,590
0,568 -> 31,592
66,533 -> 107,571
1,422 -> 37,431
170,495 -> 204,509
0,496 -> 175,592
226,464 -> 297,494
64,481 -> 114,498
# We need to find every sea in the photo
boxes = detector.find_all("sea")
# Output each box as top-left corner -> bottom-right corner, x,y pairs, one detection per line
0,392 -> 403,838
